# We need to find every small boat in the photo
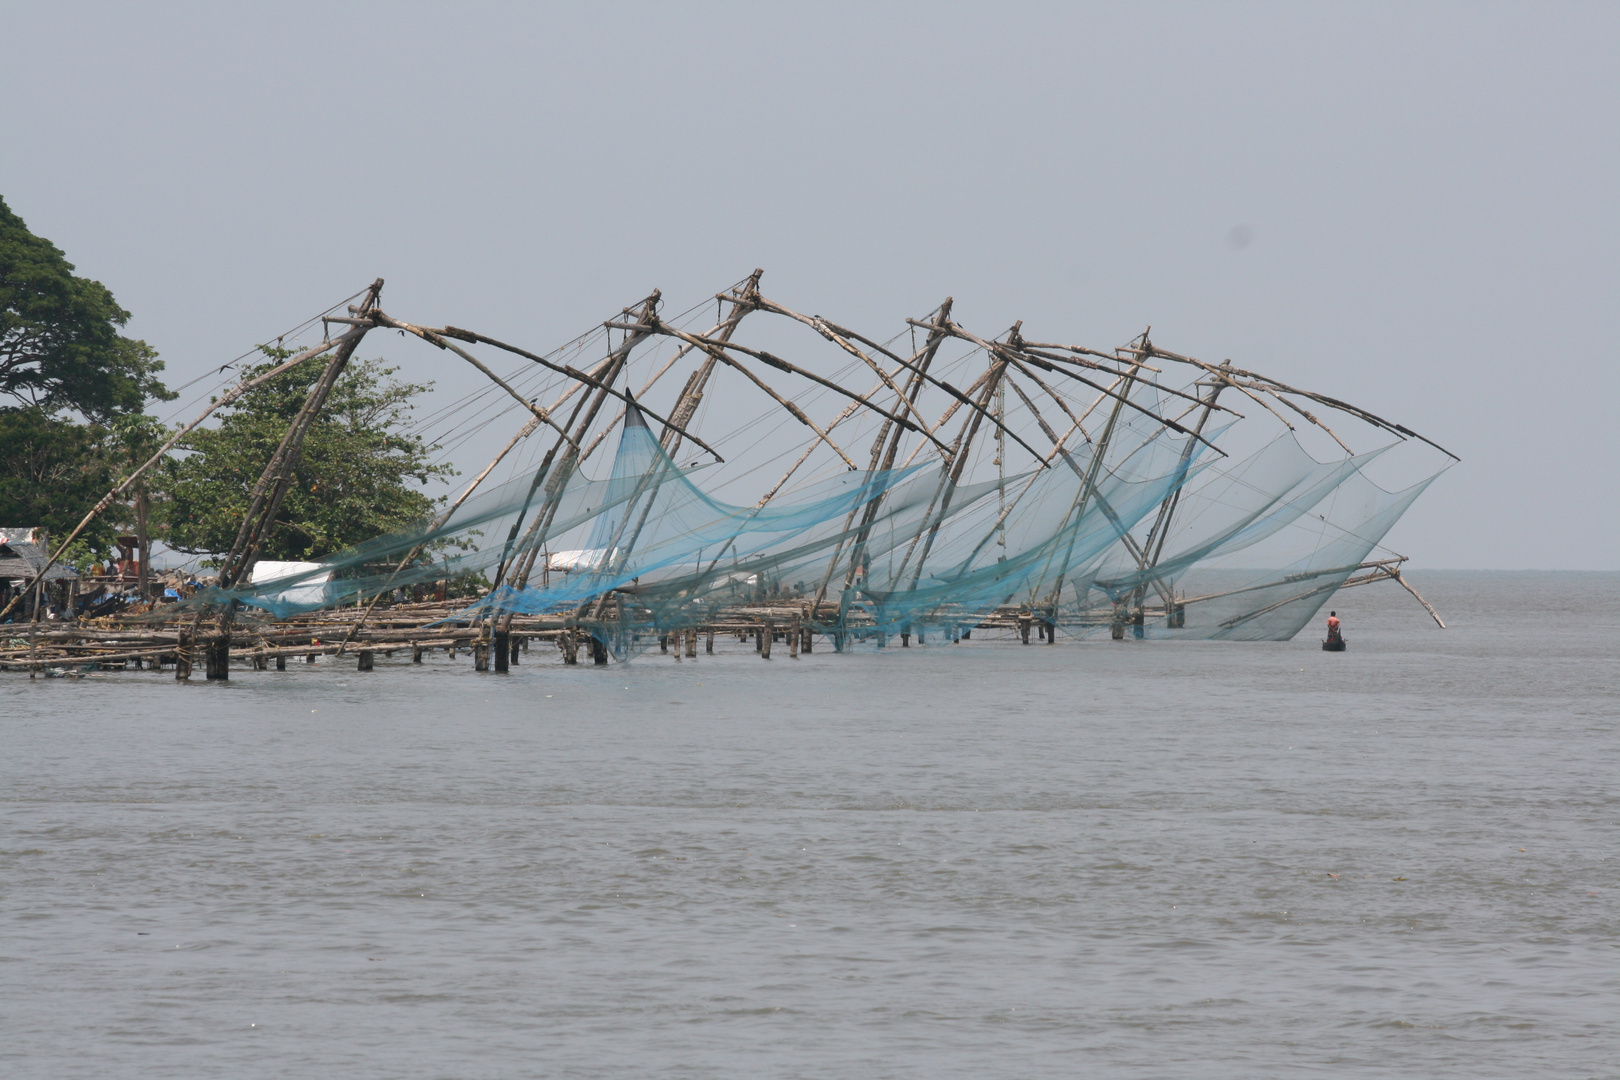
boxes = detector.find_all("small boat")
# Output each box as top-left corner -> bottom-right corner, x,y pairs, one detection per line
1322,633 -> 1346,652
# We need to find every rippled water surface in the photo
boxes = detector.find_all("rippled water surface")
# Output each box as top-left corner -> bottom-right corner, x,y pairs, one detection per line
3,572 -> 1617,1078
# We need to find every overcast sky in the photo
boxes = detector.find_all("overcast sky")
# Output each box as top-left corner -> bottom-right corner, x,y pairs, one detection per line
2,2 -> 1614,569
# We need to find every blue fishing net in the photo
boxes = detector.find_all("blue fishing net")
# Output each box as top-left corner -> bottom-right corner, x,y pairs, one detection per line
162,310 -> 1450,654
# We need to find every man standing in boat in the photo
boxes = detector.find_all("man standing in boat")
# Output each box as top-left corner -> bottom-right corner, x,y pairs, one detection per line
1326,611 -> 1341,642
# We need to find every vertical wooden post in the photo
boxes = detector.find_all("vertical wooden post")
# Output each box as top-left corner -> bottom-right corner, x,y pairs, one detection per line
412,643 -> 423,663
276,654 -> 286,670
509,634 -> 520,665
705,627 -> 714,654
205,636 -> 230,679
685,629 -> 697,658
1019,613 -> 1032,645
474,639 -> 489,671
357,650 -> 374,671
561,630 -> 578,665
590,634 -> 608,665
789,614 -> 800,659
494,630 -> 510,673
175,632 -> 191,680
760,620 -> 773,660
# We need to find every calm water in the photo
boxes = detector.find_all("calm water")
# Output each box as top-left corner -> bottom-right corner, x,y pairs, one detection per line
3,572 -> 1617,1078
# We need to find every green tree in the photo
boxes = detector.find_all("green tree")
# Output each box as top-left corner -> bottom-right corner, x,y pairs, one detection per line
0,195 -> 173,421
0,407 -> 118,560
165,349 -> 452,561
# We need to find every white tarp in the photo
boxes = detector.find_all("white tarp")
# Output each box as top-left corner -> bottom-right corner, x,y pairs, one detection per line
247,560 -> 333,607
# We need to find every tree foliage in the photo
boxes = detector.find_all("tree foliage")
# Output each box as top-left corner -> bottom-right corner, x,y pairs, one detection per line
0,196 -> 174,421
165,350 -> 452,561
0,406 -> 118,554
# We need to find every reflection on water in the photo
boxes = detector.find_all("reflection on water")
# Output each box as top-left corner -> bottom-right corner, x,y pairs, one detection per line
3,572 -> 1616,1078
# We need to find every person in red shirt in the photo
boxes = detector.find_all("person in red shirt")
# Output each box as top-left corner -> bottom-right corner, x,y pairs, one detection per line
1326,610 -> 1341,638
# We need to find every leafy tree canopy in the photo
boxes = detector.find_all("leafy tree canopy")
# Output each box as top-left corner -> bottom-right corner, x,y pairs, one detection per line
0,406 -> 118,555
0,195 -> 173,420
165,349 -> 452,561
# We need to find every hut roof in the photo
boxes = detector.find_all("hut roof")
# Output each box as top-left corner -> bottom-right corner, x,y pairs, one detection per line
0,542 -> 77,583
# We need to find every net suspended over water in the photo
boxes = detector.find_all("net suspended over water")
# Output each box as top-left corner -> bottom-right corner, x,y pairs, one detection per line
151,273 -> 1453,656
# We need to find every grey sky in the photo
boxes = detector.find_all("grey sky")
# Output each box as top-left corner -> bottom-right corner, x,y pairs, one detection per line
3,2 -> 1614,569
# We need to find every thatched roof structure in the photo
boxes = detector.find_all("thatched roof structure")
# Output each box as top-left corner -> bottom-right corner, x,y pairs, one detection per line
0,541 -> 76,584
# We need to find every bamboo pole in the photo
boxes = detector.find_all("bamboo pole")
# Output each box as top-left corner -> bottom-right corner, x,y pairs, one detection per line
218,280 -> 383,589
0,323 -> 373,621
895,354 -> 1008,591
812,299 -> 954,616
429,324 -> 724,463
1393,569 -> 1447,629
371,312 -> 582,449
641,320 -> 951,457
